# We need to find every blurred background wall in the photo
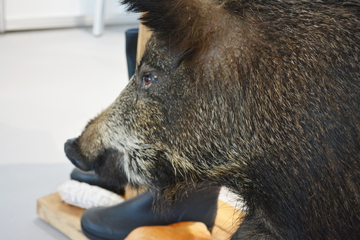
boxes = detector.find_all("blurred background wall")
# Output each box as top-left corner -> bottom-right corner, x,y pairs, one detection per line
1,0 -> 138,32
0,0 -> 140,165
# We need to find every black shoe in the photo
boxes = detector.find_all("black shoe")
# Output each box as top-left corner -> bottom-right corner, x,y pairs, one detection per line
70,168 -> 126,195
81,186 -> 221,240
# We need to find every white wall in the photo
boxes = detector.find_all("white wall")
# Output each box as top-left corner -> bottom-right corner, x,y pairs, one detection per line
3,0 -> 139,31
0,0 -> 5,32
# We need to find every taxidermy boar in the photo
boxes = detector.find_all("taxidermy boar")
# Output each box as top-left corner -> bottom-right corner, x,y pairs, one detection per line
65,0 -> 360,239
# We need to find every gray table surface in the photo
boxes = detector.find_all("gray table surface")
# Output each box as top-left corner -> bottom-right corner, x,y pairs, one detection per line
0,163 -> 74,240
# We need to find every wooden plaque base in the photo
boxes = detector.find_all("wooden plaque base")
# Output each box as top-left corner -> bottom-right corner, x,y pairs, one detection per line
37,192 -> 242,240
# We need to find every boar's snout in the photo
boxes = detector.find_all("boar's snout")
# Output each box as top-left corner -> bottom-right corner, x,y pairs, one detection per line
64,138 -> 93,172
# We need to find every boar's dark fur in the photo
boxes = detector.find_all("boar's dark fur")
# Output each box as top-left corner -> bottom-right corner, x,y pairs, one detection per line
65,0 -> 360,239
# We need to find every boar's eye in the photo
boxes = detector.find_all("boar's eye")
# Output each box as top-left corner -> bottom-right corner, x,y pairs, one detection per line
142,72 -> 158,89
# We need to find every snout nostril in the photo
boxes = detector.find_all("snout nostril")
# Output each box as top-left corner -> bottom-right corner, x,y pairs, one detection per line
65,138 -> 78,150
64,138 -> 93,172
64,138 -> 79,158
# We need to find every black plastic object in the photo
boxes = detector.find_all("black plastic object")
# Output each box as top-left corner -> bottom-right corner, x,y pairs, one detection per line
81,186 -> 221,240
125,28 -> 139,79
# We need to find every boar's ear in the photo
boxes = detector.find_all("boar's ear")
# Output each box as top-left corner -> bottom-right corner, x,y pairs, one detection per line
122,0 -> 228,61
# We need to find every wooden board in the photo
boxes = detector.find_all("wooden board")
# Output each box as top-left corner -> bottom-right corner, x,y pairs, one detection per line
136,23 -> 152,64
37,192 -> 88,240
37,192 -> 243,240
